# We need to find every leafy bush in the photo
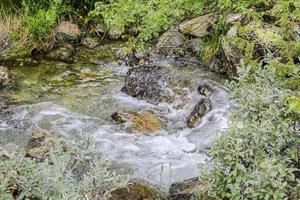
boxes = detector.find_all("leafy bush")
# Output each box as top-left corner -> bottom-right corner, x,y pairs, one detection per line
201,64 -> 300,199
0,136 -> 129,199
87,0 -> 205,50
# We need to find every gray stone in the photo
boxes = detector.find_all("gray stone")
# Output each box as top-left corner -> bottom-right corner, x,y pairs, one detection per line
0,65 -> 12,88
179,13 -> 216,38
55,21 -> 81,43
46,44 -> 75,62
187,38 -> 203,55
226,13 -> 243,25
187,98 -> 212,128
82,37 -> 100,48
121,66 -> 171,104
157,28 -> 185,57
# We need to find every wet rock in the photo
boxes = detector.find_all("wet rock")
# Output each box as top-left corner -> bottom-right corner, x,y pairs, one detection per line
26,128 -> 53,160
206,55 -> 232,75
46,44 -> 75,62
197,84 -> 214,97
55,21 -> 81,44
121,65 -> 171,104
0,65 -> 13,88
112,110 -> 162,134
110,182 -> 164,200
187,99 -> 212,128
0,29 -> 12,56
0,145 -> 17,160
169,178 -> 213,200
179,13 -> 216,38
187,38 -> 203,55
156,28 -> 186,57
82,37 -> 100,48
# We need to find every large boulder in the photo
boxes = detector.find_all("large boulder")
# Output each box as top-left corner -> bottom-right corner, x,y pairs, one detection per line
45,44 -> 75,62
179,13 -> 216,38
156,28 -> 186,57
110,182 -> 164,200
121,65 -> 172,104
169,178 -> 214,200
294,24 -> 300,41
26,128 -> 53,160
0,65 -> 13,88
112,110 -> 162,134
186,98 -> 212,128
55,21 -> 81,44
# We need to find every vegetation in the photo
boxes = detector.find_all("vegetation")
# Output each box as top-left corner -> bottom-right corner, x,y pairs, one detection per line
0,136 -> 129,199
0,0 -> 299,199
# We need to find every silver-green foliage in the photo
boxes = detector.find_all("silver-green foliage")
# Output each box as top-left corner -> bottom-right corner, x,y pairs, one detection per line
202,64 -> 300,199
0,137 -> 129,200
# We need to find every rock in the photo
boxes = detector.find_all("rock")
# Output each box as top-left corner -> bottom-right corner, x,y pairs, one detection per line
0,145 -> 17,160
197,84 -> 214,97
187,99 -> 212,128
108,25 -> 123,39
91,23 -> 106,35
46,44 -> 75,62
55,21 -> 81,44
0,29 -> 12,56
169,178 -> 213,200
221,38 -> 244,66
187,38 -> 203,55
121,65 -> 171,104
110,182 -> 164,200
225,13 -> 243,25
112,110 -> 162,134
179,13 -> 216,38
156,28 -> 186,57
0,65 -> 13,88
82,37 -> 100,48
26,128 -> 53,160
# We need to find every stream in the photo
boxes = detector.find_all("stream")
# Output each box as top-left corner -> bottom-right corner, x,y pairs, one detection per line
0,42 -> 232,189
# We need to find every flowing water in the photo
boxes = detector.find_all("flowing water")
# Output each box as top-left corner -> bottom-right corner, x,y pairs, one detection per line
0,43 -> 232,189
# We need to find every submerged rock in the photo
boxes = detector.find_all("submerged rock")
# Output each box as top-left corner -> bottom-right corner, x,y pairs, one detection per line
179,13 -> 216,38
110,182 -> 164,200
121,65 -> 171,104
112,110 -> 162,134
169,178 -> 213,200
26,128 -> 53,160
46,44 -> 75,62
55,21 -> 81,44
0,65 -> 13,88
197,84 -> 214,97
82,37 -> 100,48
156,28 -> 186,57
187,99 -> 212,128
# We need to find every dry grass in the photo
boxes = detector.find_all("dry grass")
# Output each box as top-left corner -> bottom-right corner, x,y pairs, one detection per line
0,7 -> 30,57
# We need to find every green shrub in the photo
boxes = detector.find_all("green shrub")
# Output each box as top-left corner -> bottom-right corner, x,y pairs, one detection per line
87,0 -> 205,50
201,64 -> 300,199
0,136 -> 129,199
